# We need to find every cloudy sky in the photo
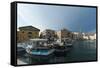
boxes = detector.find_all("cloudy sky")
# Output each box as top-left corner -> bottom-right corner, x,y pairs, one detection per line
17,3 -> 96,32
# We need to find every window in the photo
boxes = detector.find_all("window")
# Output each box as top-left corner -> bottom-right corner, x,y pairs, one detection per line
28,35 -> 32,38
28,32 -> 32,34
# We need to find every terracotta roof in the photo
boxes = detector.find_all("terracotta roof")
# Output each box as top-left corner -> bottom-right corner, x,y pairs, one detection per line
19,26 -> 40,31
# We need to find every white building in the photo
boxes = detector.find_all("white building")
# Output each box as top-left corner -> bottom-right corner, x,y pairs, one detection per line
73,32 -> 83,40
89,33 -> 96,40
82,33 -> 89,40
73,32 -> 96,40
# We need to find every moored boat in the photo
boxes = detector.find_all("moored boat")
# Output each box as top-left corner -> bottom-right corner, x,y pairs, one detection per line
26,48 -> 55,59
62,38 -> 74,47
53,38 -> 74,56
25,39 -> 55,59
17,47 -> 26,56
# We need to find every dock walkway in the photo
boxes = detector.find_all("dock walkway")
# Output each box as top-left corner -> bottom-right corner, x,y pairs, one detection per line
17,59 -> 27,65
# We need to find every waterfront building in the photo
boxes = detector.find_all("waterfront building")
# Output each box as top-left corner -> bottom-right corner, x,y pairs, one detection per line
88,33 -> 96,40
72,32 -> 79,40
72,32 -> 84,40
17,26 -> 40,42
82,33 -> 96,40
57,28 -> 73,40
40,29 -> 57,42
82,33 -> 89,40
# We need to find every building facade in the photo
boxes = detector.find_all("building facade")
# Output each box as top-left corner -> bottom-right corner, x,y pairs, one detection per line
73,32 -> 96,40
40,29 -> 57,43
88,33 -> 96,40
57,29 -> 73,40
17,26 -> 40,42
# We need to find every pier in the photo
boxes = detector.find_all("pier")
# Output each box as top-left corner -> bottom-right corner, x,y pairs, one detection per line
17,59 -> 27,65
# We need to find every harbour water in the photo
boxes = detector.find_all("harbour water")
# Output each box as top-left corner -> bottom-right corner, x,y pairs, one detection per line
17,40 -> 97,64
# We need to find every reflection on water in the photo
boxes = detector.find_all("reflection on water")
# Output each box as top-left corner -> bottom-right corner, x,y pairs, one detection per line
18,40 -> 96,64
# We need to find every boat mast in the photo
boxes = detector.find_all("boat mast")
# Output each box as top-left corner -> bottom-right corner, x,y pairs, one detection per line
78,22 -> 83,40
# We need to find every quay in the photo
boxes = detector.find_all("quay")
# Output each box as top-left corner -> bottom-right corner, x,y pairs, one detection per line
17,59 -> 27,65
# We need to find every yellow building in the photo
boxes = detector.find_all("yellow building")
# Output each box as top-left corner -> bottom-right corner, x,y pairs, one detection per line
17,26 -> 40,42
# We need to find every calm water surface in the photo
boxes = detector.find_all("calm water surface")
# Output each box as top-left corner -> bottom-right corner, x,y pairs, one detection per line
18,40 -> 97,64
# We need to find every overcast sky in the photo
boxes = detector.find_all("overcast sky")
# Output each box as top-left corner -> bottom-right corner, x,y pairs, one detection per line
17,3 -> 96,33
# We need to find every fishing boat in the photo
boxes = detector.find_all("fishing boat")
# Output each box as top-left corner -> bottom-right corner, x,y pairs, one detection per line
53,38 -> 73,56
53,43 -> 71,56
25,39 -> 55,59
27,48 -> 55,59
62,38 -> 74,47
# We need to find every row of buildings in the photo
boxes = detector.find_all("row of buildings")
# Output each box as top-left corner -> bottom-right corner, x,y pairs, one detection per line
73,32 -> 96,40
17,26 -> 96,43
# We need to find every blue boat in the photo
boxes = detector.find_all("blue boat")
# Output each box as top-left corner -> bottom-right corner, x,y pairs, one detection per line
27,48 -> 55,59
25,39 -> 55,59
